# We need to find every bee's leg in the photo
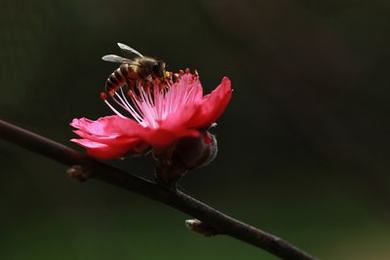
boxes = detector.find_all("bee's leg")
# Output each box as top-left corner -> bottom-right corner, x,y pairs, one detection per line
145,75 -> 153,83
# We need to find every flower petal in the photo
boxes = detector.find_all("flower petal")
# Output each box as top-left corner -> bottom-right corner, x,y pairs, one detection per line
71,116 -> 144,137
188,77 -> 232,128
143,126 -> 200,148
71,116 -> 150,158
72,130 -> 138,145
71,138 -> 138,159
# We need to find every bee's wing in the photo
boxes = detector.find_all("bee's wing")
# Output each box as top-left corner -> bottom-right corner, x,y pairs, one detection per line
102,54 -> 132,64
117,43 -> 144,57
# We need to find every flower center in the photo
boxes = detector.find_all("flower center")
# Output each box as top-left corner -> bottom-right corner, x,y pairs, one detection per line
100,70 -> 201,129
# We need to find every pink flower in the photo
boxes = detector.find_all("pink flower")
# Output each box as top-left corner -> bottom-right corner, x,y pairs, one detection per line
71,71 -> 232,160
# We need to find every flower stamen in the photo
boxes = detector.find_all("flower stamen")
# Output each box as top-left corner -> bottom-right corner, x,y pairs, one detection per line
101,71 -> 202,129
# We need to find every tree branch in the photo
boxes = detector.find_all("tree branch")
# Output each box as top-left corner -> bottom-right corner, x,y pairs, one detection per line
0,119 -> 316,260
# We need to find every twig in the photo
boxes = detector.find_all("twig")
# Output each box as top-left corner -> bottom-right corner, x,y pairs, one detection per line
0,119 -> 316,260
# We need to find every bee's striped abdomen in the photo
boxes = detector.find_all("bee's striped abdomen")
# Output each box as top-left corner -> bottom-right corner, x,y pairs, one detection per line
120,63 -> 130,77
106,68 -> 124,92
105,63 -> 142,95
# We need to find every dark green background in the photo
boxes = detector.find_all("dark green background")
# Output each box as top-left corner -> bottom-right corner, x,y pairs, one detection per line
1,0 -> 389,259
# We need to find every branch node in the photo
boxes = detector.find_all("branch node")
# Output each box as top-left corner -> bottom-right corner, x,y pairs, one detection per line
67,165 -> 90,182
185,219 -> 220,237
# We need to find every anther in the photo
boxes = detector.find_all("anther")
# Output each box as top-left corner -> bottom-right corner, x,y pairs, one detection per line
100,92 -> 108,100
108,89 -> 116,96
165,71 -> 172,79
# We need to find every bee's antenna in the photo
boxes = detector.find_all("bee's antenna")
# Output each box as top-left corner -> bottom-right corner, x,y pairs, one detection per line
117,43 -> 144,57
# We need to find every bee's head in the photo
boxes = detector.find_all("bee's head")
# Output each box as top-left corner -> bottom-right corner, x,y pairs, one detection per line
138,57 -> 167,81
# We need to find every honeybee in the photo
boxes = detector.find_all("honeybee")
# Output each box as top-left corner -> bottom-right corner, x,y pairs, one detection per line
102,43 -> 167,95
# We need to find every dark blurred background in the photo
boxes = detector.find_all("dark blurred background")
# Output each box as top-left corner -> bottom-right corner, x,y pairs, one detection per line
1,0 -> 389,259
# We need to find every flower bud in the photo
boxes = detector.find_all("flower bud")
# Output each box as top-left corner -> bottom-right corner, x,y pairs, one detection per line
154,131 -> 218,186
